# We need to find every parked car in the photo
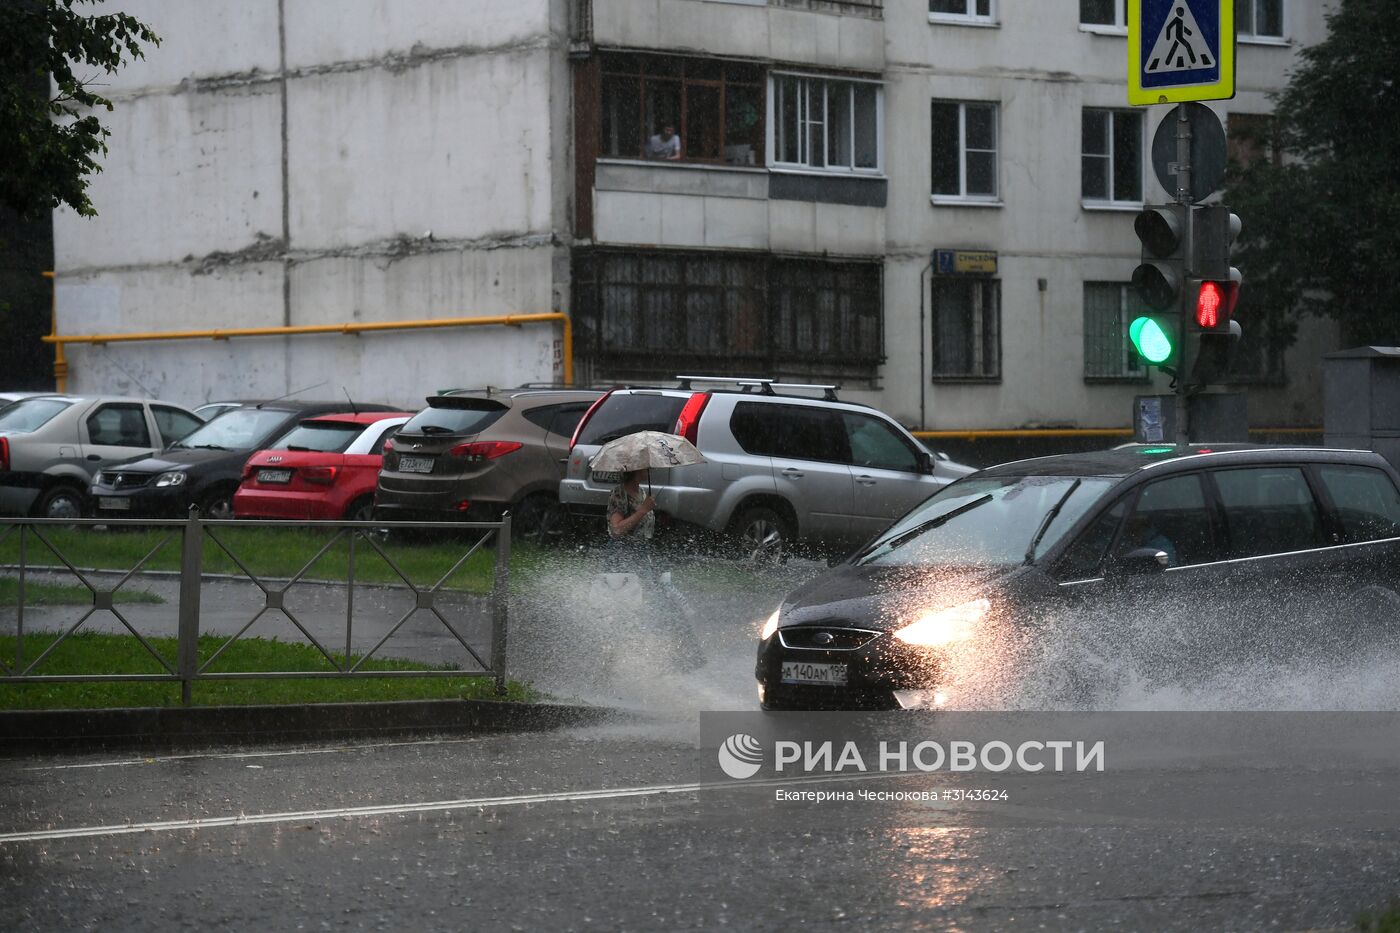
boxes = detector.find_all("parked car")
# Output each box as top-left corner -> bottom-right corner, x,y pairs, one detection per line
0,391 -> 51,410
0,395 -> 204,518
192,400 -> 257,422
755,445 -> 1400,710
559,378 -> 975,557
89,401 -> 398,520
375,387 -> 604,537
233,413 -> 411,521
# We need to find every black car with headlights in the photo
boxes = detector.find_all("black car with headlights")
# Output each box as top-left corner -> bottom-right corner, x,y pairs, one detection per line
756,445 -> 1400,710
89,401 -> 396,520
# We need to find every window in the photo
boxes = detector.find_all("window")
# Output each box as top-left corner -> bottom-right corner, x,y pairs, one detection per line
771,74 -> 882,173
730,402 -> 848,463
599,54 -> 765,166
524,402 -> 593,439
152,405 -> 203,446
931,278 -> 1000,380
401,401 -> 508,438
931,101 -> 998,200
268,420 -> 364,454
929,0 -> 993,24
1236,0 -> 1284,39
0,398 -> 72,433
573,250 -> 883,382
1115,474 -> 1218,567
86,403 -> 150,448
1213,467 -> 1323,558
370,424 -> 399,456
1316,466 -> 1400,544
1057,498 -> 1129,580
841,413 -> 919,473
1080,0 -> 1127,28
576,395 -> 689,447
1082,109 -> 1142,205
1083,283 -> 1146,381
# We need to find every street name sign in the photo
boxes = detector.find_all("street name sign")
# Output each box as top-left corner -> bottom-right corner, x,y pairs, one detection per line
934,250 -> 997,276
1128,0 -> 1235,105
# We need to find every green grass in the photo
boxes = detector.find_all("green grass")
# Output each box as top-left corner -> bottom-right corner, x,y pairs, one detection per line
0,631 -> 532,710
1358,901 -> 1400,933
0,578 -> 163,606
0,526 -> 516,594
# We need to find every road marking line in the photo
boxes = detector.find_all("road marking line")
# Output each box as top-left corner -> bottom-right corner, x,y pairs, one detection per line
0,772 -> 903,844
19,737 -> 485,772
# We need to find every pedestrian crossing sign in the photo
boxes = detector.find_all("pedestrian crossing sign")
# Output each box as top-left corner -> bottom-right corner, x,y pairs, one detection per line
1128,0 -> 1235,105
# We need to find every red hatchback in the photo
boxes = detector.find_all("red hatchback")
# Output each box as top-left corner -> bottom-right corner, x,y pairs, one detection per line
233,412 -> 412,521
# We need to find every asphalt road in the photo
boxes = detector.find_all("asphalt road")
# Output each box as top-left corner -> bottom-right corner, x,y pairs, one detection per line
5,556 -> 1400,929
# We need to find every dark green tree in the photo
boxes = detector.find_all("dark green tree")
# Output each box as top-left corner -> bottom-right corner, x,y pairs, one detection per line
0,0 -> 159,220
1227,0 -> 1400,347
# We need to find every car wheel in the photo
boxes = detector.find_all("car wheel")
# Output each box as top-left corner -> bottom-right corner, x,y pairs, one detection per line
34,484 -> 85,520
199,490 -> 235,521
730,506 -> 791,563
345,496 -> 375,523
512,494 -> 566,547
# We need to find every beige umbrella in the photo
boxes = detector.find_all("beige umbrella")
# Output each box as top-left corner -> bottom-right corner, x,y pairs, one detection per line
589,431 -> 707,475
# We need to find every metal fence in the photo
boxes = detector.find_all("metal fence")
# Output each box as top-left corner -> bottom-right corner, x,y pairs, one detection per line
0,512 -> 511,704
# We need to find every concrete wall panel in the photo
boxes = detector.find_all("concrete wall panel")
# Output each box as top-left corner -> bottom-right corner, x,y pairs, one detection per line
92,0 -> 279,91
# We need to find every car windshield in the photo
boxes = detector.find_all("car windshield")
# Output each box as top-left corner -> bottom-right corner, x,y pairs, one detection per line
0,398 -> 73,434
577,394 -> 687,446
267,420 -> 364,453
402,399 -> 507,436
169,408 -> 292,452
855,474 -> 1116,568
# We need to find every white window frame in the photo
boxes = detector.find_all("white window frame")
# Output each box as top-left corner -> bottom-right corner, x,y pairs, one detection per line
1237,0 -> 1287,44
767,72 -> 884,177
928,0 -> 997,27
1078,0 -> 1127,35
1081,108 -> 1144,210
930,100 -> 1000,205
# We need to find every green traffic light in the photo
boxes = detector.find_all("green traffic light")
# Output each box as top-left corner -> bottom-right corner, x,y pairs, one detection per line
1129,316 -> 1173,364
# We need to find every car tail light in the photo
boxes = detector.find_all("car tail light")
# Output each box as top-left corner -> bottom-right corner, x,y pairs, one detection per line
455,499 -> 472,512
0,437 -> 8,472
240,463 -> 254,481
673,392 -> 709,445
447,441 -> 522,461
383,438 -> 395,452
302,465 -> 339,485
570,390 -> 613,451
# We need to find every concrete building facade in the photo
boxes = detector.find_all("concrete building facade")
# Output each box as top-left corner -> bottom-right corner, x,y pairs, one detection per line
52,0 -> 1334,431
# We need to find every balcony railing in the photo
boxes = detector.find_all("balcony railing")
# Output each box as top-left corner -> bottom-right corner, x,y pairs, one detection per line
769,0 -> 883,17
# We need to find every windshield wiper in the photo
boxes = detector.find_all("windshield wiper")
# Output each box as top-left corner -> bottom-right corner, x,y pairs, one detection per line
856,494 -> 994,563
1024,479 -> 1082,564
418,425 -> 454,435
188,443 -> 230,451
285,445 -> 317,452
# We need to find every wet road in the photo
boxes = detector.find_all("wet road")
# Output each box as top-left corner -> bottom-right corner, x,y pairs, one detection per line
2,723 -> 1399,931
5,555 -> 1400,929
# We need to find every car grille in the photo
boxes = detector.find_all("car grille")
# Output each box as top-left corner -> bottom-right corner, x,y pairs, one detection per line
778,626 -> 883,651
99,471 -> 154,490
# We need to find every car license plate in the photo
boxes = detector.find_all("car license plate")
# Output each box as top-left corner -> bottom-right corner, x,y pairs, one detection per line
399,456 -> 434,474
781,661 -> 847,686
256,469 -> 292,484
589,467 -> 621,484
99,497 -> 130,511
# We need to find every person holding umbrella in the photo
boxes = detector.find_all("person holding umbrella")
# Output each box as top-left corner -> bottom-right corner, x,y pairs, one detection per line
590,431 -> 707,669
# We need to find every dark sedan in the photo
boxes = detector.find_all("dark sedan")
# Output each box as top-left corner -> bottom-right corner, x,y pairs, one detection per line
756,446 -> 1400,710
90,401 -> 397,519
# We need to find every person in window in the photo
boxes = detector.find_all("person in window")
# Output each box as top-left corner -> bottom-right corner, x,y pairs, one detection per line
647,124 -> 682,161
604,468 -> 704,669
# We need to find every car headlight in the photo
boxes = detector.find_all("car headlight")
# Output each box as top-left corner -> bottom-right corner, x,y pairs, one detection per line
154,471 -> 188,487
892,598 -> 990,647
760,608 -> 781,641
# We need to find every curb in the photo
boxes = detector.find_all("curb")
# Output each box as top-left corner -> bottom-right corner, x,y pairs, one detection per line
0,699 -> 616,753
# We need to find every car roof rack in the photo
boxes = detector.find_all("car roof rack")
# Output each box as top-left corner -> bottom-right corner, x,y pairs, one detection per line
674,375 -> 840,401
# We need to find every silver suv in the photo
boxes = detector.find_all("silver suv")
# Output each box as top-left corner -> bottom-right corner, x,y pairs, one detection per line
559,378 -> 973,557
0,395 -> 204,518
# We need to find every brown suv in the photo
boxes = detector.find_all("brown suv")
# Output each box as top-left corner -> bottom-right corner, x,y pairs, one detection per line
374,387 -> 603,538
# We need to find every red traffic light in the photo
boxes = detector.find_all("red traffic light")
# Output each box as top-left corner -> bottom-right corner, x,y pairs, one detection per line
1196,281 -> 1223,328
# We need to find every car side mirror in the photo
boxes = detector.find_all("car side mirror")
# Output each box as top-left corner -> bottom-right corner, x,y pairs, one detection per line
1111,547 -> 1171,576
918,451 -> 936,474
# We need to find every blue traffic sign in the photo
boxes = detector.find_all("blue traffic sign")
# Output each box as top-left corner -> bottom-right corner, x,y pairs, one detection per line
1128,0 -> 1236,105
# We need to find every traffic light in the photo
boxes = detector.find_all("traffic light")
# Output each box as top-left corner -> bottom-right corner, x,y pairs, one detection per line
1186,210 -> 1244,386
1129,204 -> 1188,372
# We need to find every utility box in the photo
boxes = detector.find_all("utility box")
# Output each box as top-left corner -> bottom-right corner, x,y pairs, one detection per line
1323,346 -> 1400,470
1133,393 -> 1248,444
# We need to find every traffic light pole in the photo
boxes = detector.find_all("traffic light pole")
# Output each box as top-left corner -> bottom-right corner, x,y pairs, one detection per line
1172,103 -> 1194,446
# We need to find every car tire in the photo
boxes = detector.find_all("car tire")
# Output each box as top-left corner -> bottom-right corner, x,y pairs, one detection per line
730,505 -> 791,563
199,489 -> 235,521
512,494 -> 566,547
345,496 -> 375,523
33,484 -> 85,520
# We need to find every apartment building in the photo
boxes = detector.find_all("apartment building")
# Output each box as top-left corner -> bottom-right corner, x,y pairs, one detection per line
52,0 -> 1332,429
